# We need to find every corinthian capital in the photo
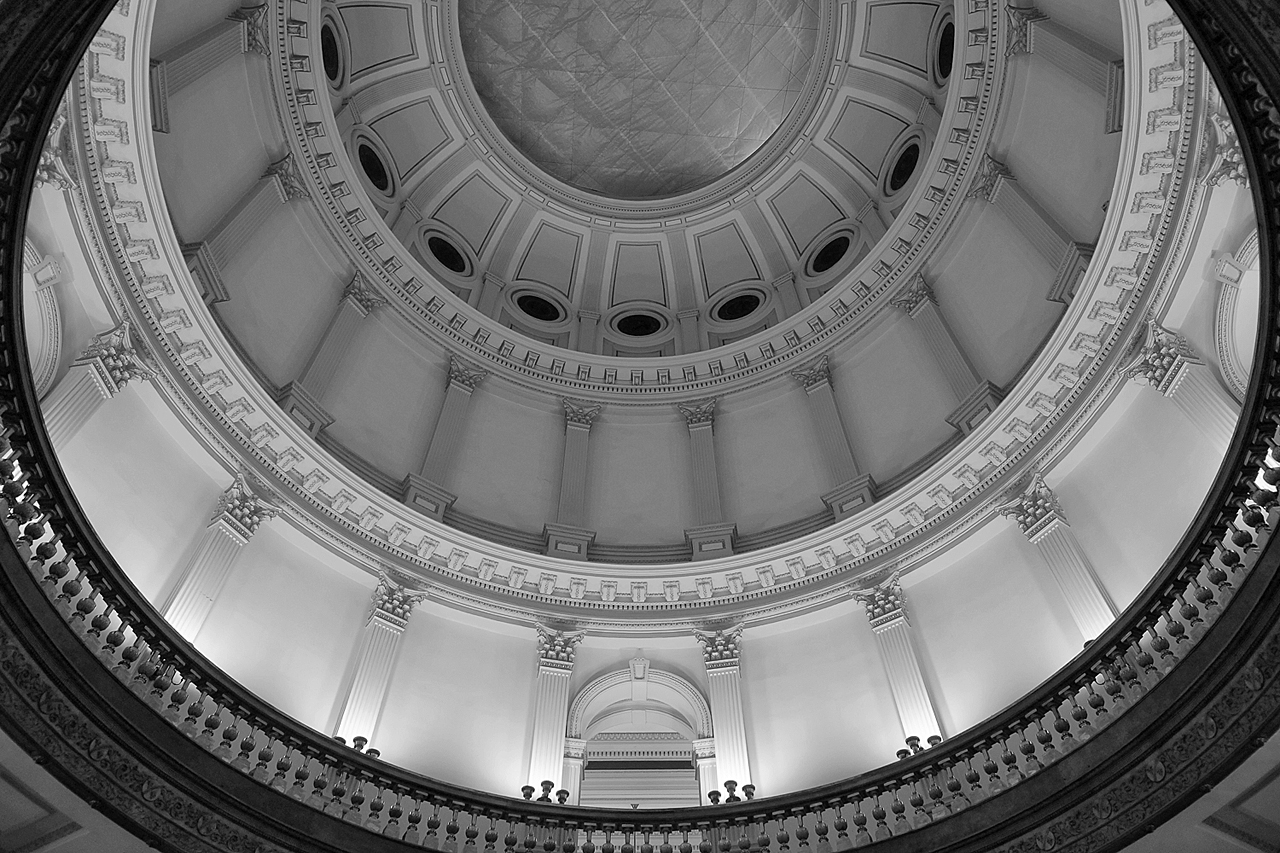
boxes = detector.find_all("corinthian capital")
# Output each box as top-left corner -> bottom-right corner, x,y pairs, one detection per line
343,273 -> 387,315
890,274 -> 936,314
448,355 -> 489,392
212,471 -> 280,542
34,109 -> 74,192
853,578 -> 907,629
1121,321 -> 1200,395
76,320 -> 156,395
678,398 -> 717,427
998,472 -> 1065,539
370,575 -> 429,629
967,155 -> 1014,201
1006,6 -> 1046,56
537,626 -> 584,670
1203,113 -> 1249,188
790,355 -> 831,390
695,625 -> 742,668
263,151 -> 308,201
562,399 -> 602,428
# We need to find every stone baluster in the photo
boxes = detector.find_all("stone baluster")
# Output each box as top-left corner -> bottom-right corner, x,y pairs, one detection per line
561,738 -> 586,806
891,275 -> 1005,435
41,321 -> 154,447
150,5 -> 269,131
968,156 -> 1094,304
678,399 -> 738,558
1007,7 -> 1124,132
401,356 -> 488,520
854,580 -> 944,753
1000,474 -> 1118,641
161,472 -> 280,641
790,356 -> 879,520
693,737 -> 718,804
1122,321 -> 1239,450
526,627 -> 584,794
332,576 -> 429,748
543,399 -> 601,560
277,275 -> 386,436
695,627 -> 752,790
183,153 -> 309,306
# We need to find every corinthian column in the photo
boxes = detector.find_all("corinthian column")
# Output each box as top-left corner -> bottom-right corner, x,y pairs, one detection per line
968,156 -> 1094,304
1000,474 -> 1117,641
1122,321 -> 1239,450
41,321 -> 154,447
527,627 -> 584,796
162,472 -> 279,641
183,153 -> 309,305
854,580 -> 943,754
401,356 -> 488,520
891,275 -> 1004,435
790,356 -> 878,519
695,627 -> 752,792
277,275 -> 386,436
333,577 -> 428,749
679,399 -> 737,559
1007,7 -> 1124,132
544,399 -> 601,560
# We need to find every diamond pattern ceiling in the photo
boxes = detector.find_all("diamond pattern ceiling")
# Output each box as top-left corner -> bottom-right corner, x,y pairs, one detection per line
459,0 -> 819,198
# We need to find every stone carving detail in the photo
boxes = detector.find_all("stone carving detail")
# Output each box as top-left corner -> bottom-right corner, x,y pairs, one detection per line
695,626 -> 742,668
263,151 -> 308,201
1006,6 -> 1047,56
343,273 -> 387,314
212,471 -> 280,540
678,398 -> 717,427
853,578 -> 907,628
998,472 -> 1065,538
1121,320 -> 1199,394
789,355 -> 831,390
1203,112 -> 1249,187
562,398 -> 602,427
890,274 -> 936,313
34,108 -> 74,191
967,155 -> 1014,201
229,3 -> 271,55
537,626 -> 584,669
370,575 -> 428,627
448,355 -> 489,391
76,320 -> 155,394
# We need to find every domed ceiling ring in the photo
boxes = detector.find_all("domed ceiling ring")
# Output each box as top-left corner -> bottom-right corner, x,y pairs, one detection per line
69,0 -> 1207,629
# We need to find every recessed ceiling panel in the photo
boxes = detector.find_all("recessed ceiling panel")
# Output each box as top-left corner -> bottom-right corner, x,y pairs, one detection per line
862,1 -> 937,75
369,98 -> 449,178
828,99 -> 910,178
432,173 -> 511,255
338,3 -> 417,78
611,243 -> 667,306
767,172 -> 846,256
516,222 -> 583,296
695,223 -> 761,296
458,0 -> 819,198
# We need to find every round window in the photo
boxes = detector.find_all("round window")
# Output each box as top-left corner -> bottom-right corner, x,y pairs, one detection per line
321,24 -> 342,83
616,313 -> 663,337
936,22 -> 955,81
358,143 -> 391,193
715,293 -> 762,322
812,235 -> 850,274
516,293 -> 563,322
889,143 -> 921,193
428,236 -> 468,274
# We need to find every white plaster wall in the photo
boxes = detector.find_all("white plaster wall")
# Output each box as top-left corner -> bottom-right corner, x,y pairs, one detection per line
375,607 -> 537,794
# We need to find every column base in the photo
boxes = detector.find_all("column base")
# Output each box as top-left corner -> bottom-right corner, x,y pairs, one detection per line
400,474 -> 457,521
822,474 -> 879,521
1048,242 -> 1095,304
946,381 -> 1005,435
685,523 -> 738,561
543,523 -> 596,561
182,242 -> 229,306
276,381 -> 334,437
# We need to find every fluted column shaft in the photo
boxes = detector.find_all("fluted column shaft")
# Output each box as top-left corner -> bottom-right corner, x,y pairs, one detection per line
693,738 -> 717,804
907,296 -> 981,401
1029,19 -> 1120,98
556,402 -> 600,528
157,20 -> 245,95
799,372 -> 860,483
680,401 -> 724,526
204,177 -> 285,270
562,739 -> 585,806
857,584 -> 943,748
300,292 -> 372,398
420,360 -> 487,484
697,630 -> 751,788
527,629 -> 583,792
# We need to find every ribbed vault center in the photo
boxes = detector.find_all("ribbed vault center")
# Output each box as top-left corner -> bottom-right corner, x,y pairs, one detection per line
459,0 -> 819,198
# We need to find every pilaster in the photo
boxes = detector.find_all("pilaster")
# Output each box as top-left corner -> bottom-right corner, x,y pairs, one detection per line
695,627 -> 752,788
527,627 -> 584,793
1122,321 -> 1239,449
1000,474 -> 1117,640
544,399 -> 601,559
333,577 -> 428,747
791,356 -> 878,518
162,472 -> 279,640
150,9 -> 263,131
854,579 -> 943,751
693,737 -> 718,804
41,321 -> 153,447
562,738 -> 586,806
679,399 -> 737,558
402,356 -> 487,519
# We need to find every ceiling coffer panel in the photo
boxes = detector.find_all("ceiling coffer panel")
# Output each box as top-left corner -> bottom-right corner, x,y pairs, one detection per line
368,98 -> 450,179
516,222 -> 583,297
828,99 -> 911,178
766,172 -> 847,256
695,223 -> 762,298
861,1 -> 939,76
337,3 -> 418,79
431,173 -> 512,256
610,243 -> 668,307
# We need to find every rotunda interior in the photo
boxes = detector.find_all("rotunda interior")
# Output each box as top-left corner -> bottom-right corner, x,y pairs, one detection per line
4,0 -> 1278,847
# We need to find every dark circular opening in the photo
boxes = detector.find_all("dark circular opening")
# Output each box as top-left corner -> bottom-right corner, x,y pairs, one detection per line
716,293 -> 762,322
358,143 -> 391,193
428,236 -> 468,274
516,293 -> 562,322
321,24 -> 341,83
889,143 -> 921,192
812,235 -> 851,274
936,22 -> 954,80
616,313 -> 662,337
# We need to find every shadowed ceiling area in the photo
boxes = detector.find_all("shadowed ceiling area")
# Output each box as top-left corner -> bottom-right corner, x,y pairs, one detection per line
459,0 -> 819,197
